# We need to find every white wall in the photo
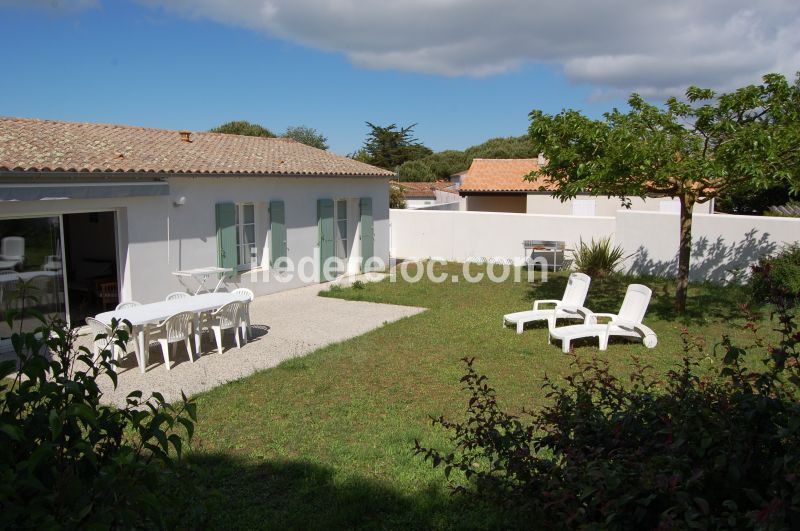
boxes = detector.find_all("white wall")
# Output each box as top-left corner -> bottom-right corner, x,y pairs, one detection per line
391,209 -> 800,282
406,198 -> 436,209
390,209 -> 615,263
618,210 -> 800,281
525,193 -> 713,216
1,175 -> 390,307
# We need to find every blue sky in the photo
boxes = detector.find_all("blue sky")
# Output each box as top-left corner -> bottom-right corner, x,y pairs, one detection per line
1,1 -> 796,155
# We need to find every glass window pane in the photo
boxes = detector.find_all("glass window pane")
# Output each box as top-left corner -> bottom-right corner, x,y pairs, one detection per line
243,204 -> 254,224
0,216 -> 65,340
243,224 -> 255,245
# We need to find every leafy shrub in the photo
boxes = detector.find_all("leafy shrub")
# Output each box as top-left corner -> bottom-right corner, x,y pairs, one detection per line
352,280 -> 366,290
415,296 -> 800,529
571,236 -> 630,277
0,310 -> 199,528
750,243 -> 800,305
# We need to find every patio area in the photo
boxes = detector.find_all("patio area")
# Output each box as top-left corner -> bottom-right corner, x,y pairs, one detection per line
82,276 -> 425,406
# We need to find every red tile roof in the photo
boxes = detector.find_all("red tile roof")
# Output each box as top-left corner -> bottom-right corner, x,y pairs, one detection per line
0,117 -> 394,177
391,180 -> 458,198
459,158 -> 553,193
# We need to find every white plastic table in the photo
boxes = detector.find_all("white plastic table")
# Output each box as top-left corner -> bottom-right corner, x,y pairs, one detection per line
172,267 -> 233,294
95,292 -> 247,372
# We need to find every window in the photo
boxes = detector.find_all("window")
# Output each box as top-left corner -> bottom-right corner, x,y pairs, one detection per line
235,203 -> 256,269
334,199 -> 348,274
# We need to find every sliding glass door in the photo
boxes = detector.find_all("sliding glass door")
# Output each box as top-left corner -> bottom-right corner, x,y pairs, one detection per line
0,216 -> 66,340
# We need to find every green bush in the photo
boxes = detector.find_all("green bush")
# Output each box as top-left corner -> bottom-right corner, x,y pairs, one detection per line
415,295 -> 800,528
0,309 -> 199,528
571,236 -> 630,277
750,243 -> 800,305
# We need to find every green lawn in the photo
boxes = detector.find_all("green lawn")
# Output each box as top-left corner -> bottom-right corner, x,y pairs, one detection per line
180,263 -> 767,529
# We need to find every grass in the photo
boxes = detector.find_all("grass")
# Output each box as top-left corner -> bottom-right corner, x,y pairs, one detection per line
178,263 -> 768,529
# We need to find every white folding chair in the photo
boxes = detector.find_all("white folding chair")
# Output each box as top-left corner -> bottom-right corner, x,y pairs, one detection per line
165,291 -> 190,301
503,272 -> 591,333
208,301 -> 246,356
85,317 -> 122,362
231,288 -> 254,338
115,301 -> 142,311
548,284 -> 658,353
150,311 -> 195,370
0,236 -> 25,268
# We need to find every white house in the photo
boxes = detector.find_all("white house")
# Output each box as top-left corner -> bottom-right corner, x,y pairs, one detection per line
458,158 -> 713,215
0,117 -> 393,338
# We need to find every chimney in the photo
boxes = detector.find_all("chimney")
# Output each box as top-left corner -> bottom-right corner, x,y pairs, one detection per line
179,130 -> 192,143
537,152 -> 546,166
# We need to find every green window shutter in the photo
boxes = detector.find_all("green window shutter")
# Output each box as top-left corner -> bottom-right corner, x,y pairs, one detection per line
215,202 -> 237,270
359,197 -> 374,272
317,198 -> 334,282
269,200 -> 286,267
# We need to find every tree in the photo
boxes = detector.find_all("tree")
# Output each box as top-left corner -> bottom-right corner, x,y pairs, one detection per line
359,122 -> 432,171
210,120 -> 276,137
528,73 -> 800,312
396,135 -> 537,182
283,125 -> 328,150
390,183 -> 406,209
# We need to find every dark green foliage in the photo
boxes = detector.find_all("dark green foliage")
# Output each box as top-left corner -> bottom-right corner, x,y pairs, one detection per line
396,136 -> 537,182
283,125 -> 328,150
750,243 -> 800,305
358,122 -> 432,171
572,236 -> 631,277
715,184 -> 794,215
0,308 -> 199,528
210,120 -> 276,138
396,159 -> 437,182
416,293 -> 800,529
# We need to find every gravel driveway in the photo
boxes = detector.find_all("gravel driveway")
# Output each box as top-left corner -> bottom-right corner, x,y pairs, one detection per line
79,276 -> 424,406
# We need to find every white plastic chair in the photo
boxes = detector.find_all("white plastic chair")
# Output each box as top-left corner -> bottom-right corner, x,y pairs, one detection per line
231,288 -> 254,338
208,301 -> 246,355
85,317 -> 122,362
115,301 -> 141,311
503,272 -> 591,333
150,311 -> 195,370
0,237 -> 25,268
165,291 -> 190,301
548,284 -> 658,353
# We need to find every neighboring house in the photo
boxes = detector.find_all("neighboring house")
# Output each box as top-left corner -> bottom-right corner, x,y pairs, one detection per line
459,158 -> 713,215
448,169 -> 468,188
392,180 -> 461,209
0,117 -> 393,335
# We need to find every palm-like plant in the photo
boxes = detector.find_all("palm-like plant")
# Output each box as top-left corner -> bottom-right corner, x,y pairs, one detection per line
572,237 -> 631,277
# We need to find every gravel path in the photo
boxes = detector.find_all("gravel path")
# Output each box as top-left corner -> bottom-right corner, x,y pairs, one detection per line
76,275 -> 424,407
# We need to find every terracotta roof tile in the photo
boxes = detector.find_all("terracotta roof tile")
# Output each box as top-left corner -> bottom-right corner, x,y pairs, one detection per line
459,158 -> 553,193
391,180 -> 457,198
0,117 -> 394,177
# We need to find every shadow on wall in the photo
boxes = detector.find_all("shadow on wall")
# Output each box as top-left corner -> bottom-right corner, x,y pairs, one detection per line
628,229 -> 777,282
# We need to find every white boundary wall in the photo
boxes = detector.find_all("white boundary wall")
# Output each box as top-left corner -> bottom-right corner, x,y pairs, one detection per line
390,209 -> 615,263
391,209 -> 800,282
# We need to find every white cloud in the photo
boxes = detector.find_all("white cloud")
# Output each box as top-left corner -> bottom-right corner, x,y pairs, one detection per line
19,0 -> 800,96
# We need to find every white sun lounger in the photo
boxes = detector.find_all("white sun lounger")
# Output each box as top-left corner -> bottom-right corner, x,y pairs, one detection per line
503,272 -> 591,333
548,283 -> 658,353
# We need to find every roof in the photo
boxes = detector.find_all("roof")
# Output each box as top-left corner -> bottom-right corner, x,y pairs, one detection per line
459,158 -> 553,193
0,117 -> 394,177
391,180 -> 458,198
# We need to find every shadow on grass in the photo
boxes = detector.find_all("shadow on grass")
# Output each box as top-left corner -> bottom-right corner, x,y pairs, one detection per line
525,273 -> 751,325
171,452 -> 518,530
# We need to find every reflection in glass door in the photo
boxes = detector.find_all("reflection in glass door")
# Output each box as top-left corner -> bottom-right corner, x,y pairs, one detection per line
0,216 -> 67,340
334,199 -> 348,276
